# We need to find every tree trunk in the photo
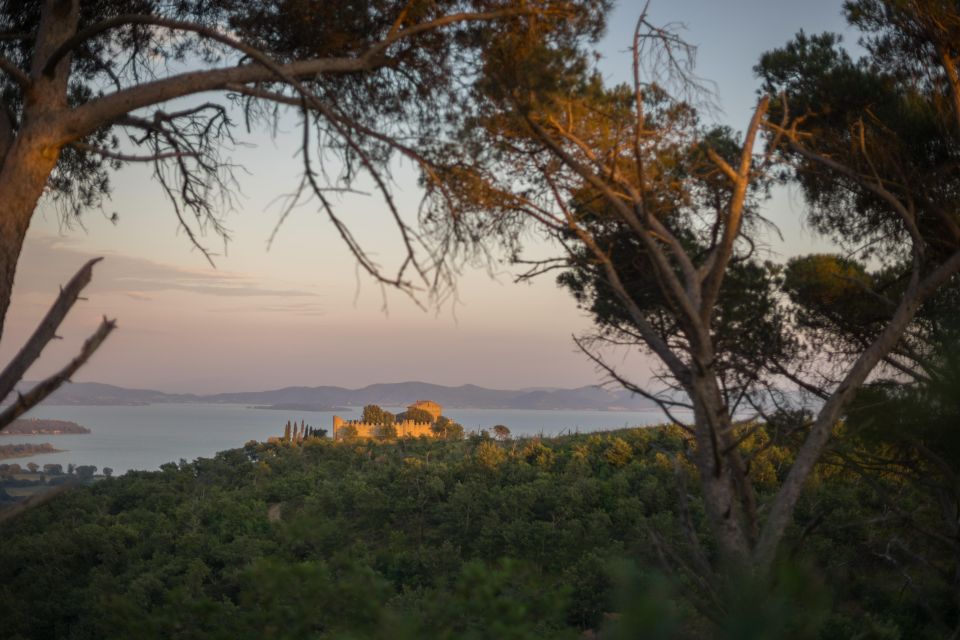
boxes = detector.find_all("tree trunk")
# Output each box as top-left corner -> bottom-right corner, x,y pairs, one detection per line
0,133 -> 63,339
690,373 -> 752,567
0,0 -> 79,340
754,248 -> 960,571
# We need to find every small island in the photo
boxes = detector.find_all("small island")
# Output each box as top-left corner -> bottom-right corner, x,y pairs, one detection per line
1,418 -> 90,436
0,442 -> 64,460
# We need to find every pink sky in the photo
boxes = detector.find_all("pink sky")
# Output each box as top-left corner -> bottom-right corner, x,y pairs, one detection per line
0,1 -> 850,394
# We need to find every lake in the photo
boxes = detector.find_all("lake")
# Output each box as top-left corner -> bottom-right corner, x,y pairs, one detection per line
1,403 -> 681,474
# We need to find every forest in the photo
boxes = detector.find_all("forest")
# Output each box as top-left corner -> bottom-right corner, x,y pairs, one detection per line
0,425 -> 954,639
0,0 -> 959,637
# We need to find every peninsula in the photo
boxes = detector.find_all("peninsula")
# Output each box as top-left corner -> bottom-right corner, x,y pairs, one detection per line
0,443 -> 64,460
1,418 -> 90,436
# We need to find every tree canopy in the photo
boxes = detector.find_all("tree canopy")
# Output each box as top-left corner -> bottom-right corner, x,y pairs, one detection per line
361,405 -> 395,426
2,0 -> 959,630
429,0 -> 960,580
401,407 -> 435,424
2,426 -> 955,637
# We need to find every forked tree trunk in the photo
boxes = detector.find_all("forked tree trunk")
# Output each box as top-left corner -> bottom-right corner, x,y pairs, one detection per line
690,369 -> 753,567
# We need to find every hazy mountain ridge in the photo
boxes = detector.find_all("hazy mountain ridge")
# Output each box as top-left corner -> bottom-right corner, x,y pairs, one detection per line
8,381 -> 657,411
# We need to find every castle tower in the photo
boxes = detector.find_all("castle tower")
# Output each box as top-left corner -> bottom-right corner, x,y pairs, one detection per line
408,400 -> 442,421
332,415 -> 344,439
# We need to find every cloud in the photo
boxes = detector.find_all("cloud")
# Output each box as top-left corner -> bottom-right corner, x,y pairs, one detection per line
15,235 -> 323,303
114,276 -> 316,298
206,300 -> 327,317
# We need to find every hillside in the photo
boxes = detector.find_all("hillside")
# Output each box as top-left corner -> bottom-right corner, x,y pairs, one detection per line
0,428 -> 947,639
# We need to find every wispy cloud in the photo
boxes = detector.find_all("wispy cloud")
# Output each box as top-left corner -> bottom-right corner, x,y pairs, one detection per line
207,300 -> 327,317
16,235 -> 323,303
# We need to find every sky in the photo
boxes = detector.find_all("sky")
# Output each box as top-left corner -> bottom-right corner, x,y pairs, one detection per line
0,1 -> 857,394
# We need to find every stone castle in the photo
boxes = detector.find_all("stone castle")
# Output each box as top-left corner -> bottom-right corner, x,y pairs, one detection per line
333,400 -> 442,440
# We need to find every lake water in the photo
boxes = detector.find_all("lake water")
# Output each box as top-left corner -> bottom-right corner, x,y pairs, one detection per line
1,403 -> 681,474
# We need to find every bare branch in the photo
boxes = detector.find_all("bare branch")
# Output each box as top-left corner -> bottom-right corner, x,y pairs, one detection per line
935,46 -> 960,134
0,316 -> 116,431
0,55 -> 28,87
0,100 -> 14,165
766,361 -> 831,401
70,141 -> 198,163
61,7 -> 552,141
525,115 -> 702,333
115,106 -> 236,265
631,1 -> 652,187
774,131 -> 926,263
705,147 -> 737,182
698,96 -> 769,319
0,258 -> 102,402
573,335 -> 693,432
538,167 -> 690,380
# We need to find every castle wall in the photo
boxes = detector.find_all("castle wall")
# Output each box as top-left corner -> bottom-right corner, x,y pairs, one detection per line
332,416 -> 435,440
397,420 -> 435,438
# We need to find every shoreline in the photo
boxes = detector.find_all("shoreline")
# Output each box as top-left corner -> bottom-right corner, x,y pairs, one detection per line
1,418 -> 90,436
0,443 -> 67,461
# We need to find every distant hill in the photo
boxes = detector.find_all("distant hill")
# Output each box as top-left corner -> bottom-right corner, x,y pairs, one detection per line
4,382 -> 200,406
5,381 -> 658,412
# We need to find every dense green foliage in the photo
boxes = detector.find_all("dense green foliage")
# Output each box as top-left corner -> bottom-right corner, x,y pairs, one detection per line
0,425 -> 954,639
361,405 -> 396,426
431,415 -> 465,440
356,405 -> 466,441
397,407 -> 433,424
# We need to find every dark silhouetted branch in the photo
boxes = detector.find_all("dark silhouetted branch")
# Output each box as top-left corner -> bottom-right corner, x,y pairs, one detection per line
70,141 -> 198,163
0,55 -> 28,87
0,258 -> 102,402
0,316 -> 116,432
